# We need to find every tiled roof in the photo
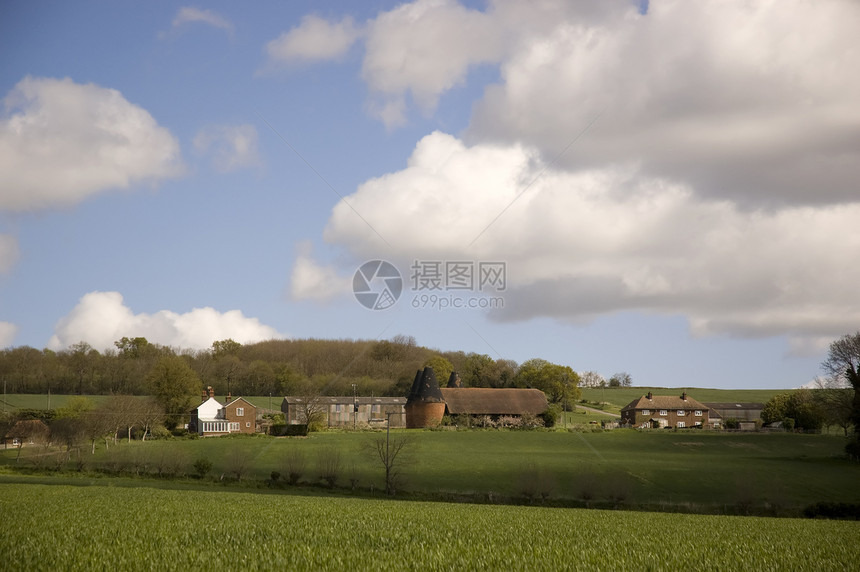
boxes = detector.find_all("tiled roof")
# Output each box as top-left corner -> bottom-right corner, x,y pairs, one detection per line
282,396 -> 406,405
440,388 -> 548,415
621,394 -> 709,411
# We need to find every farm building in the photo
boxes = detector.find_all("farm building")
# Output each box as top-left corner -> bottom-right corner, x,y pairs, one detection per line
189,387 -> 258,436
406,367 -> 550,428
440,388 -> 548,418
281,396 -> 406,428
702,402 -> 763,423
4,419 -> 50,448
620,392 -> 710,429
405,367 -> 447,428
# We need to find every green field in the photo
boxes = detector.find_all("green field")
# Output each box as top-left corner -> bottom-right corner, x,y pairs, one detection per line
4,429 -> 857,512
0,483 -> 856,571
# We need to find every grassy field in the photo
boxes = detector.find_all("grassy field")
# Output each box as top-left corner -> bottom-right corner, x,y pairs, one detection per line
3,429 -> 857,512
1,483 -> 857,571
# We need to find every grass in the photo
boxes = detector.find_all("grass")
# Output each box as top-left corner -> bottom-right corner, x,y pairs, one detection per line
1,483 -> 857,570
3,429 -> 857,512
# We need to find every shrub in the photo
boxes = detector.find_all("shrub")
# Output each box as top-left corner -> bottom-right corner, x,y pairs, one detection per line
541,405 -> 560,428
845,437 -> 860,461
316,447 -> 342,488
192,458 -> 212,479
783,418 -> 796,431
283,449 -> 306,485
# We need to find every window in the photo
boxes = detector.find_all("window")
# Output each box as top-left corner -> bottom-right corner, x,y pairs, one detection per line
236,407 -> 244,416
659,410 -> 667,416
641,409 -> 650,415
677,422 -> 686,428
677,410 -> 685,416
246,422 -> 251,428
694,410 -> 702,417
230,422 -> 239,431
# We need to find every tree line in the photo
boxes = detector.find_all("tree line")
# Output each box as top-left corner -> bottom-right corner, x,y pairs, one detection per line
0,334 -> 594,407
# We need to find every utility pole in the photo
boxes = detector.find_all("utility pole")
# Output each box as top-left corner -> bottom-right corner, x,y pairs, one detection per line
352,383 -> 357,430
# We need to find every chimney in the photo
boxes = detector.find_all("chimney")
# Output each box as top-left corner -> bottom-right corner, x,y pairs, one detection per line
681,392 -> 687,401
227,392 -> 232,403
646,391 -> 653,400
207,386 -> 214,398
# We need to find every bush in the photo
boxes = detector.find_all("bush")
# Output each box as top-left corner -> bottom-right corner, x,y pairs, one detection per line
803,502 -> 860,520
846,437 -> 860,461
316,447 -> 342,488
284,424 -> 309,437
283,449 -> 306,485
541,405 -> 560,428
269,424 -> 287,436
783,417 -> 796,431
192,458 -> 212,479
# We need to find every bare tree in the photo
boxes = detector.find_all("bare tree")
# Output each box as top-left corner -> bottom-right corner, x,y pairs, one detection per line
316,447 -> 342,488
368,432 -> 413,496
812,376 -> 853,436
822,332 -> 860,434
282,448 -> 306,485
224,445 -> 253,481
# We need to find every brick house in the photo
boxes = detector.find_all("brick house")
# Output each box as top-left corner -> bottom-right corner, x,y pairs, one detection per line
189,387 -> 258,436
620,392 -> 710,428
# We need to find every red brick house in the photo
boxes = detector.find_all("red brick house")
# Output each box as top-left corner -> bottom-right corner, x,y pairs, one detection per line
620,392 -> 710,428
189,388 -> 258,436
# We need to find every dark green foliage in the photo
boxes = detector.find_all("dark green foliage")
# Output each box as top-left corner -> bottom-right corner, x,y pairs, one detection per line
192,458 -> 212,478
541,404 -> 560,427
802,502 -> 860,520
761,390 -> 825,432
846,438 -> 860,461
724,418 -> 740,429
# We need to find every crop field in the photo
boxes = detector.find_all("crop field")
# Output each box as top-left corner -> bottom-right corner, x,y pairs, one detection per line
1,483 -> 857,571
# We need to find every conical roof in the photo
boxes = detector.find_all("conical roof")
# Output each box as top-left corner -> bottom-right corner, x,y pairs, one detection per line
408,366 -> 444,403
407,369 -> 422,399
446,371 -> 462,388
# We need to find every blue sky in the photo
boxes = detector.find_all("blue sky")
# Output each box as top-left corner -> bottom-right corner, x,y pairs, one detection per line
2,1 -> 859,389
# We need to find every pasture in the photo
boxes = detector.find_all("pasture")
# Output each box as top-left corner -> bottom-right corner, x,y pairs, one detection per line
1,483 -> 857,571
3,429 -> 857,512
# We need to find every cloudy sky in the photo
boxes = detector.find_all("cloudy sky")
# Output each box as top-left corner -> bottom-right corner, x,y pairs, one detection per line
2,0 -> 858,389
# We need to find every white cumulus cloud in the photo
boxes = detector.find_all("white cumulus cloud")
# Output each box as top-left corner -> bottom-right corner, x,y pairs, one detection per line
0,76 -> 183,211
290,242 -> 351,302
0,321 -> 17,348
170,7 -> 234,37
49,291 -> 284,351
468,0 -> 860,206
266,15 -> 361,65
194,124 -> 261,172
322,131 -> 860,341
